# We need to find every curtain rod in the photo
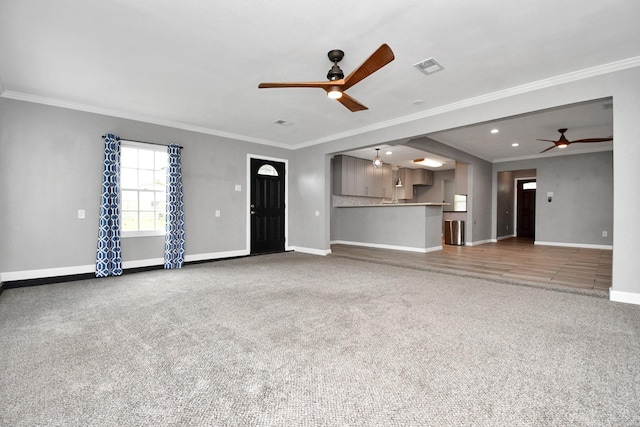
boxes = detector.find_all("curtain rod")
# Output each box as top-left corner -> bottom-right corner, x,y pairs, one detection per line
101,135 -> 183,149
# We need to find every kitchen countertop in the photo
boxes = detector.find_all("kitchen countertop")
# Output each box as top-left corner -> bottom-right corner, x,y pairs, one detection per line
335,202 -> 450,208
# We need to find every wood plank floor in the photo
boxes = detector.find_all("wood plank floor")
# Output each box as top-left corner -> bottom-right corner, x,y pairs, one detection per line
330,238 -> 612,294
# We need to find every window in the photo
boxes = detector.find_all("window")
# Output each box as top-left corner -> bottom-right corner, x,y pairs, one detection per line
120,143 -> 168,236
257,164 -> 279,176
453,194 -> 467,212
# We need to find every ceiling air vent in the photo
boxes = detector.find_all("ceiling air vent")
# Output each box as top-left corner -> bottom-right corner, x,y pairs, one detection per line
274,119 -> 294,126
414,57 -> 444,75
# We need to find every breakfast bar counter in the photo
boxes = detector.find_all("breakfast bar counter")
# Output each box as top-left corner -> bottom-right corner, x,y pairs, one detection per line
331,203 -> 448,253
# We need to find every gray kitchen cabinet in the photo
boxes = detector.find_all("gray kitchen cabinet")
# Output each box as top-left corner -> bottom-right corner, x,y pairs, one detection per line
382,164 -> 392,198
356,158 -> 367,196
396,167 -> 414,199
332,155 -> 358,196
412,168 -> 434,186
364,160 -> 375,196
370,163 -> 391,198
333,155 -> 392,198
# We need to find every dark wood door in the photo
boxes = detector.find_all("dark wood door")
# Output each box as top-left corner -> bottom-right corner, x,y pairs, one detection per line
517,179 -> 536,238
250,158 -> 285,254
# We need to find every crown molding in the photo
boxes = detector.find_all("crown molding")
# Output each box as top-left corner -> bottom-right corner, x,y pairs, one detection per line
0,91 -> 293,150
292,56 -> 640,150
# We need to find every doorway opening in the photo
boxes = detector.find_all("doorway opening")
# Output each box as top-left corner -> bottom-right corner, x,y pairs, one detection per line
516,178 -> 536,239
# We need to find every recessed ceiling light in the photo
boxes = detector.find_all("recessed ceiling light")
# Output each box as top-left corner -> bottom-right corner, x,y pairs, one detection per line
413,158 -> 443,168
413,100 -> 424,105
512,143 -> 519,147
385,151 -> 393,155
490,129 -> 499,134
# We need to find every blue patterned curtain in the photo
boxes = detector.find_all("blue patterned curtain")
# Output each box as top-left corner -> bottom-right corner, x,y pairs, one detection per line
96,134 -> 122,277
165,143 -> 185,268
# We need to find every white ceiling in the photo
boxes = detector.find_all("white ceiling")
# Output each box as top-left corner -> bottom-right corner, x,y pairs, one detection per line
336,144 -> 457,171
1,1 -> 638,161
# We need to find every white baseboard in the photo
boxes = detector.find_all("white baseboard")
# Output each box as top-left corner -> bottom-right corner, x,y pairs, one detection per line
535,241 -> 613,250
0,264 -> 96,282
610,289 -> 640,306
0,249 -> 251,282
496,234 -> 516,241
331,240 -> 442,254
290,246 -> 331,256
185,249 -> 249,262
465,239 -> 493,246
122,258 -> 165,269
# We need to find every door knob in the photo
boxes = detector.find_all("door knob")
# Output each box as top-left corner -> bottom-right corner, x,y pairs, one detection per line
250,211 -> 256,215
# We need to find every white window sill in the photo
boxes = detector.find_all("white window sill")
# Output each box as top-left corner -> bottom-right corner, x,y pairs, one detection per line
122,231 -> 166,238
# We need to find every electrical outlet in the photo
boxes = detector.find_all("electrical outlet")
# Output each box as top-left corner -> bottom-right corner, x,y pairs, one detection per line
77,209 -> 85,219
215,210 -> 221,217
602,230 -> 608,237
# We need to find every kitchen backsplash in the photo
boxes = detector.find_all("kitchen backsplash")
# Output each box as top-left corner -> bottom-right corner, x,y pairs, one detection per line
332,195 -> 404,207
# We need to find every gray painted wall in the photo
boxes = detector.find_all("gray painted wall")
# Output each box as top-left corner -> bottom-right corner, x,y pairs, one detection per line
414,169 -> 455,204
406,138 -> 493,244
496,171 -> 515,237
494,152 -> 613,246
0,98 -> 292,275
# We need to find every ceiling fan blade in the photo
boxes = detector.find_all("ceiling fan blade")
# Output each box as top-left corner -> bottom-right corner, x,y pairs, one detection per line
536,139 -> 558,143
343,44 -> 395,90
335,92 -> 368,112
570,137 -> 614,143
540,145 -> 557,154
259,79 -> 345,89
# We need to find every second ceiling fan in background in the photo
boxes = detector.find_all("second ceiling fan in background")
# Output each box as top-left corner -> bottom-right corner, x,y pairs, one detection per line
537,128 -> 613,153
258,44 -> 395,112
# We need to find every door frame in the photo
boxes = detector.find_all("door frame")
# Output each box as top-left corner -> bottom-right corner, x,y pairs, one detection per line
246,154 -> 289,253
513,176 -> 536,239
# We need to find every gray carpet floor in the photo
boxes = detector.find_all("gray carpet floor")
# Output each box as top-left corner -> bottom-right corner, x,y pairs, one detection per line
1,252 -> 639,426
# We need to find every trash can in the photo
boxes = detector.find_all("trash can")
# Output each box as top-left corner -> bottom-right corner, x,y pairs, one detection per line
444,220 -> 465,245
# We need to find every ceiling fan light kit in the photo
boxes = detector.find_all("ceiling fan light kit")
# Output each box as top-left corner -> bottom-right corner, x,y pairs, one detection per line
258,44 -> 395,112
327,86 -> 343,99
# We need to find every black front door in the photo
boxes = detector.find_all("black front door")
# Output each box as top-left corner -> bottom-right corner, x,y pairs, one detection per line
250,158 -> 286,255
517,179 -> 536,238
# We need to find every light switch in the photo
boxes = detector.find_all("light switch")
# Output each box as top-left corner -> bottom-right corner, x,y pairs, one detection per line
77,209 -> 85,219
235,184 -> 242,192
215,210 -> 221,217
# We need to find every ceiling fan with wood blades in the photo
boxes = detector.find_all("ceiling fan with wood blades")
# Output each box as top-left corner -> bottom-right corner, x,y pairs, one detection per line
258,44 -> 395,112
537,128 -> 613,153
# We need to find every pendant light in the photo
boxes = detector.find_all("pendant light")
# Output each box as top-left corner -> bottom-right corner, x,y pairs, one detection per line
372,148 -> 383,168
395,166 -> 403,187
